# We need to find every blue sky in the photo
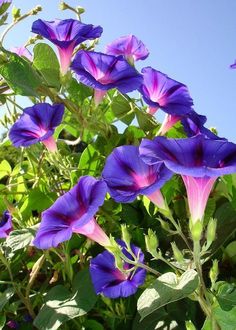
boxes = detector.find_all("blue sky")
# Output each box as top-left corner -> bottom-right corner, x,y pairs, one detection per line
3,0 -> 236,141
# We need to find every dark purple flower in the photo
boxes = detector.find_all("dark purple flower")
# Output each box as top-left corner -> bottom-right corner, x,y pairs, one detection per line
230,60 -> 236,69
33,176 -> 110,249
9,103 -> 64,152
70,50 -> 143,105
105,35 -> 149,65
11,46 -> 32,61
139,67 -> 193,116
32,19 -> 103,73
90,240 -> 146,298
6,320 -> 19,329
102,145 -> 172,209
140,134 -> 236,223
0,210 -> 12,238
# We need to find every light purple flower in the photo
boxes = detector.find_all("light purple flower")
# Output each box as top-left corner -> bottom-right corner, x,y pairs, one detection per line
90,240 -> 146,298
230,60 -> 236,69
33,176 -> 110,249
70,50 -> 143,105
32,19 -> 103,73
102,145 -> 172,209
11,46 -> 32,61
139,67 -> 193,116
0,210 -> 12,238
105,35 -> 149,65
9,103 -> 64,152
140,134 -> 236,223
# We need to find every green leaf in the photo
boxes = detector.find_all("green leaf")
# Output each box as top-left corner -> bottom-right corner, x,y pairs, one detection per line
0,287 -> 14,311
33,43 -> 60,89
135,108 -> 158,131
0,1 -> 11,15
111,93 -> 135,125
6,225 -> 38,253
0,159 -> 11,179
0,52 -> 42,96
213,305 -> 236,330
216,282 -> 236,311
34,269 -> 97,330
137,270 -> 198,320
83,320 -> 104,330
67,78 -> 92,104
0,314 -> 6,330
78,144 -> 101,175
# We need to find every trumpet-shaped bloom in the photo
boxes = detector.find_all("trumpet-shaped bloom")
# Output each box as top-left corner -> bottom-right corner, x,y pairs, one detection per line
105,35 -> 149,64
90,240 -> 146,298
140,134 -> 236,223
33,176 -> 110,249
32,19 -> 103,73
0,211 -> 12,238
102,145 -> 172,208
11,46 -> 32,61
71,50 -> 143,105
139,67 -> 193,116
9,103 -> 64,152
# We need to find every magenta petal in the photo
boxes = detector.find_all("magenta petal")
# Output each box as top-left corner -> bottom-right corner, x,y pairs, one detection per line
182,176 -> 216,223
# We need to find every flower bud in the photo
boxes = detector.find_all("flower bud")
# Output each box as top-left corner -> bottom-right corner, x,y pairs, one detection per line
185,321 -> 196,330
145,229 -> 158,258
76,6 -> 85,15
11,6 -> 20,21
206,218 -> 217,248
209,259 -> 218,287
171,242 -> 184,263
121,224 -> 131,249
59,2 -> 68,10
158,218 -> 171,232
190,220 -> 203,241
31,5 -> 42,15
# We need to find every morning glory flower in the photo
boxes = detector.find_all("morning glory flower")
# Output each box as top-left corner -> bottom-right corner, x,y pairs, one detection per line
33,176 -> 110,249
0,210 -> 12,238
90,240 -> 146,298
11,46 -> 32,61
32,19 -> 103,74
105,35 -> 149,65
70,50 -> 143,105
139,134 -> 236,224
102,145 -> 172,209
230,61 -> 236,69
139,67 -> 193,116
9,103 -> 64,152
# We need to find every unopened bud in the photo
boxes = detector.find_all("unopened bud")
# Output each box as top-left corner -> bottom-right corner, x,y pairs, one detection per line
76,6 -> 85,15
206,218 -> 217,248
59,2 -> 68,10
121,224 -> 131,248
190,220 -> 203,242
171,242 -> 184,263
12,6 -> 21,21
209,259 -> 219,287
185,320 -> 196,330
145,229 -> 158,258
210,127 -> 218,135
31,5 -> 42,15
158,218 -> 171,232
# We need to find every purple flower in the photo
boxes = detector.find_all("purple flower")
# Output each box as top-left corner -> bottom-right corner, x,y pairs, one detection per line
32,19 -> 103,73
11,46 -> 32,61
105,35 -> 149,65
33,176 -> 110,249
139,67 -> 193,116
90,240 -> 146,298
230,60 -> 236,69
9,103 -> 64,152
6,320 -> 19,329
70,50 -> 143,105
0,210 -> 12,238
102,145 -> 172,209
140,134 -> 236,223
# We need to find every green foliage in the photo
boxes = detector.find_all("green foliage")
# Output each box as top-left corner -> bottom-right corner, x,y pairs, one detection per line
33,269 -> 97,330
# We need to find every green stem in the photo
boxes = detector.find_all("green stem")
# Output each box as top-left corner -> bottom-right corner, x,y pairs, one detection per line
193,241 -> 221,329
